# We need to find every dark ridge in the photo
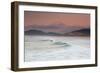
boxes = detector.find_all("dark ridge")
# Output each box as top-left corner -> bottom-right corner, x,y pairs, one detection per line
25,29 -> 47,35
25,28 -> 90,36
64,28 -> 90,36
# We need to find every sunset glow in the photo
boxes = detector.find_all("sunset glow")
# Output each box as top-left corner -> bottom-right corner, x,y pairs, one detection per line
24,11 -> 90,33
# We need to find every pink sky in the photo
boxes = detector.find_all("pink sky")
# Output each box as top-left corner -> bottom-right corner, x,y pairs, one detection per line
24,11 -> 90,33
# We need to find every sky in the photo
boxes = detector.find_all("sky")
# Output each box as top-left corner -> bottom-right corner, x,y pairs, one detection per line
24,11 -> 90,33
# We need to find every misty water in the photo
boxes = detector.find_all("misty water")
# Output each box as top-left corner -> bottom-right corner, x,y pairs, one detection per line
24,35 -> 90,62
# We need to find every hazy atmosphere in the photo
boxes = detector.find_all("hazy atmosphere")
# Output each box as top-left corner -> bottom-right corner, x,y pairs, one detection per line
24,11 -> 90,62
24,11 -> 90,33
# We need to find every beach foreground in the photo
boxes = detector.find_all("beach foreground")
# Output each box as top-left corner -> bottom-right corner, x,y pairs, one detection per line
24,35 -> 90,62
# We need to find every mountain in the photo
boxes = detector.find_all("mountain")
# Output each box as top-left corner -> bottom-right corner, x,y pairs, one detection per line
25,28 -> 90,36
47,32 -> 62,36
64,29 -> 90,36
25,29 -> 61,35
25,29 -> 46,35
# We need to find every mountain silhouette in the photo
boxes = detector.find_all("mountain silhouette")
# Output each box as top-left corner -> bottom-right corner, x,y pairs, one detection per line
25,29 -> 61,35
64,28 -> 90,36
25,29 -> 46,35
25,28 -> 90,36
